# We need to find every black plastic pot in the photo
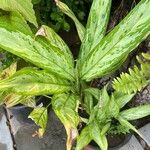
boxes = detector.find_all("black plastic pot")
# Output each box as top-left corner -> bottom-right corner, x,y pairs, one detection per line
85,133 -> 132,150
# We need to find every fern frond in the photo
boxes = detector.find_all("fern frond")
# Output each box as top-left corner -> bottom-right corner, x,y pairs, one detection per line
113,53 -> 150,94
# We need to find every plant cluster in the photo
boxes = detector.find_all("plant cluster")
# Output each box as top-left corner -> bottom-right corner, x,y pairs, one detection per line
0,0 -> 150,150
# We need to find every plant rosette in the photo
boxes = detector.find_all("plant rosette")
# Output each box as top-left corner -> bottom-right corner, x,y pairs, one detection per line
0,0 -> 150,150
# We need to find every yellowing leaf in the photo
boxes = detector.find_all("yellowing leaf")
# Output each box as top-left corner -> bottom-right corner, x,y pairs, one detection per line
29,107 -> 48,137
0,68 -> 71,96
52,94 -> 79,150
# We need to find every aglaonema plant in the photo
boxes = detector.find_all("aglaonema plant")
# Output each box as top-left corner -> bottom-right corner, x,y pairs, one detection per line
0,0 -> 150,150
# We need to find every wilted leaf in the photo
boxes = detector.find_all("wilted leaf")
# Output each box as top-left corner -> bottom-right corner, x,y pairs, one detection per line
0,62 -> 17,79
29,107 -> 48,138
52,94 -> 79,150
5,93 -> 35,108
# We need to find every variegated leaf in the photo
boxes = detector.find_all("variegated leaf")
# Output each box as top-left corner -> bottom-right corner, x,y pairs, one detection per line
0,0 -> 38,27
29,107 -> 48,138
0,68 -> 71,95
0,28 -> 75,80
78,0 -> 112,63
80,0 -> 150,81
0,11 -> 32,35
36,25 -> 74,68
120,104 -> 150,120
52,94 -> 79,150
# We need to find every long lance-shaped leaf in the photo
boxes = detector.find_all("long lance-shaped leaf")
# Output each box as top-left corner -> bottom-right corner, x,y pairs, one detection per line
118,117 -> 145,140
80,0 -> 150,81
0,28 -> 75,80
52,94 -> 79,150
29,107 -> 48,138
56,1 -> 85,42
89,120 -> 108,150
120,104 -> 150,120
0,0 -> 38,27
36,25 -> 74,68
0,11 -> 32,35
78,0 -> 112,64
0,68 -> 71,96
75,126 -> 92,150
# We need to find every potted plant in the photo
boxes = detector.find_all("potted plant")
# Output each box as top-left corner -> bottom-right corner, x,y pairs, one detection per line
0,0 -> 149,150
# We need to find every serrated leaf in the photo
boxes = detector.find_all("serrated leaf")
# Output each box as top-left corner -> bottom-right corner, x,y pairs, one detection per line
142,53 -> 150,60
78,0 -> 112,64
29,107 -> 48,137
56,1 -> 85,41
113,66 -> 148,94
52,94 -> 79,150
0,0 -> 38,27
0,28 -> 75,80
0,68 -> 71,96
75,126 -> 92,150
80,0 -> 150,81
0,11 -> 32,35
120,104 -> 150,120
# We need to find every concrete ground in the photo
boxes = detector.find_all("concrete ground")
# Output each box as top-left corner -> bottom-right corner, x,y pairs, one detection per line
0,106 -> 149,150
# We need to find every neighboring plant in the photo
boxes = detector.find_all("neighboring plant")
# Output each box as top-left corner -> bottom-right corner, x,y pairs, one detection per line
0,0 -> 149,150
33,0 -> 91,31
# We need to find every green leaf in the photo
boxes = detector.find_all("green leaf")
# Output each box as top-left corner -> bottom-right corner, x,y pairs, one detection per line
84,88 -> 101,100
84,92 -> 93,114
75,126 -> 92,150
118,117 -> 143,138
120,104 -> 150,120
0,0 -> 38,27
36,25 -> 74,68
89,120 -> 108,150
56,1 -> 85,41
0,11 -> 32,35
0,68 -> 71,96
0,28 -> 75,80
78,0 -> 112,64
113,92 -> 135,108
80,0 -> 150,81
52,94 -> 79,150
32,0 -> 41,4
29,107 -> 48,137
113,66 -> 148,94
